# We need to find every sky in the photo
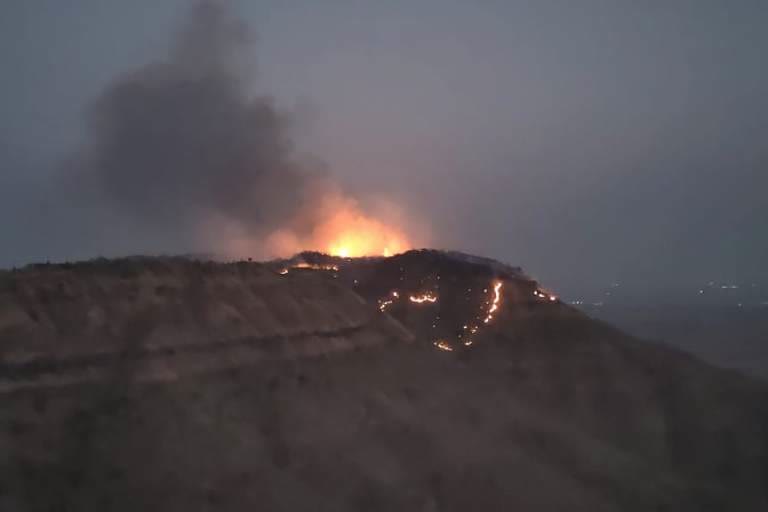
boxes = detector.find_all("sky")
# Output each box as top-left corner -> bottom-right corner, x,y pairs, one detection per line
1,0 -> 766,298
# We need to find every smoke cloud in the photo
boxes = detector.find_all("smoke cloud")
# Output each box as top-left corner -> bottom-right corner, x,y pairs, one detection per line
76,1 -> 326,257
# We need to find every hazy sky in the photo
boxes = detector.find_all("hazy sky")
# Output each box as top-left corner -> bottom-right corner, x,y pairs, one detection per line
1,0 -> 766,296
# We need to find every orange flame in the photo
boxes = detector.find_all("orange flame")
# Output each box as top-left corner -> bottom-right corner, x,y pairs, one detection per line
434,280 -> 503,351
266,190 -> 414,258
322,210 -> 410,258
278,262 -> 339,275
483,281 -> 503,324
533,289 -> 557,302
409,292 -> 438,304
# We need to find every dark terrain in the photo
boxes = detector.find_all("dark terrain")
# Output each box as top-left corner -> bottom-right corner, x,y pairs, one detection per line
586,303 -> 768,379
1,250 -> 766,511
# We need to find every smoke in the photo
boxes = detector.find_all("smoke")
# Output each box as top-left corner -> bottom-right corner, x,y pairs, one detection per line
69,0 -> 424,260
75,1 -> 321,256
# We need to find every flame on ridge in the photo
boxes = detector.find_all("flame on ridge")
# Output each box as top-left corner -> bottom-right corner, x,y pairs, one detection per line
267,190 -> 414,259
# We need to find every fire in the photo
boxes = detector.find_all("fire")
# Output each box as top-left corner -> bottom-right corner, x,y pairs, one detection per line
482,281 -> 503,324
378,290 -> 400,312
264,189 -> 414,258
379,289 -> 438,311
533,289 -> 557,302
409,292 -> 438,304
293,262 -> 339,271
324,212 -> 410,257
375,279 -> 505,352
278,262 -> 339,275
441,280 -> 503,350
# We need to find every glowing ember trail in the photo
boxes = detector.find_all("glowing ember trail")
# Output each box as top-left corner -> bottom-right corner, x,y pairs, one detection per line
378,290 -> 400,312
448,280 -> 504,350
379,290 -> 439,311
293,262 -> 339,271
533,289 -> 558,302
279,262 -> 339,275
375,278 -> 505,352
409,292 -> 438,304
483,281 -> 503,324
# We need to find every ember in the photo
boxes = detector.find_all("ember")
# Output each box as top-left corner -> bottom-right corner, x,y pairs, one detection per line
409,292 -> 438,304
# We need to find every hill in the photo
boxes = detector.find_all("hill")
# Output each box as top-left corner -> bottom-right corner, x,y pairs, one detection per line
1,250 -> 766,510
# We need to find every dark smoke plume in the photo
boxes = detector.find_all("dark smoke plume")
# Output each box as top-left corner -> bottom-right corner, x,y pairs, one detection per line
77,1 -> 316,254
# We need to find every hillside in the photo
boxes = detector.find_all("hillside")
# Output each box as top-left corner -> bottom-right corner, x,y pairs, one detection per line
1,251 -> 767,511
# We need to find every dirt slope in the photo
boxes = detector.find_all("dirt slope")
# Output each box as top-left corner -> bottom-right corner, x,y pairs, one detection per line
1,252 -> 766,511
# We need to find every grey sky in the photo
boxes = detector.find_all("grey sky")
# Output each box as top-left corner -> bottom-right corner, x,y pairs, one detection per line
1,0 -> 766,296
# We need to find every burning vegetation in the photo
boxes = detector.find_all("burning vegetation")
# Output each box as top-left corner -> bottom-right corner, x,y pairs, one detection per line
264,189 -> 417,260
68,0 -> 422,263
278,249 -> 551,353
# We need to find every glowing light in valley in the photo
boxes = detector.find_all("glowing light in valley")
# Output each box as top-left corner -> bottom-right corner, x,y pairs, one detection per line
434,340 -> 454,352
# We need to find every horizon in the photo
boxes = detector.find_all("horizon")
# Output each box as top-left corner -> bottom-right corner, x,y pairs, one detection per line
2,0 -> 766,300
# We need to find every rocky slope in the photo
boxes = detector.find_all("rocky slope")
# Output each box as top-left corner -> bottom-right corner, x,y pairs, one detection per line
1,251 -> 766,511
